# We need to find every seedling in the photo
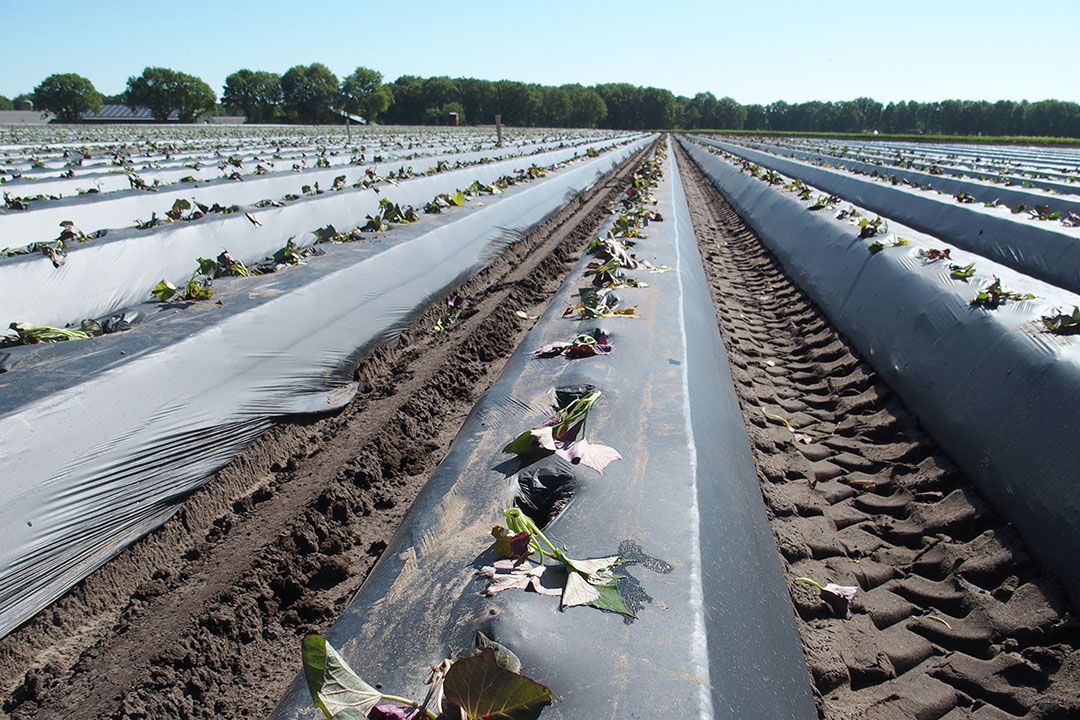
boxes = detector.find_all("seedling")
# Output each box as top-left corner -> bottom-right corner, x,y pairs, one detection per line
302,633 -> 552,720
503,388 -> 621,473
1041,306 -> 1080,334
867,236 -> 909,254
483,508 -> 634,617
563,288 -> 638,320
857,216 -> 888,238
533,329 -> 612,359
433,294 -> 478,332
1029,205 -> 1061,221
970,277 -> 1035,309
949,262 -> 976,281
807,194 -> 840,211
3,322 -> 91,346
917,247 -> 952,262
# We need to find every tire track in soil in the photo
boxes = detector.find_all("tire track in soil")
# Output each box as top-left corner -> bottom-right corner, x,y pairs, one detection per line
0,141 -> 656,720
675,143 -> 1080,720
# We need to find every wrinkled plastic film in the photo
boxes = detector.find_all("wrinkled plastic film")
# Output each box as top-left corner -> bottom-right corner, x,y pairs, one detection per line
694,136 -> 1080,294
681,137 -> 1080,606
0,136 -> 653,639
272,139 -> 816,720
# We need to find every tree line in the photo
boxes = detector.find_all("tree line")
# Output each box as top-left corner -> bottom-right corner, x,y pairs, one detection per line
5,67 -> 1080,138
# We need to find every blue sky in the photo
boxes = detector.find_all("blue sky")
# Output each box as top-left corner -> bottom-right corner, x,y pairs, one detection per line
4,0 -> 1078,103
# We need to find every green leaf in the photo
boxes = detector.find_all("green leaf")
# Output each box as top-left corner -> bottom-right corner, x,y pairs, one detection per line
476,632 -> 522,674
302,635 -> 382,720
442,649 -> 552,720
588,579 -> 635,618
502,430 -> 536,455
151,279 -> 178,302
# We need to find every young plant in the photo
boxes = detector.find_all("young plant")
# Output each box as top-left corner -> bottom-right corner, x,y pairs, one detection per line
3,321 -> 91,346
1041,306 -> 1080,334
503,388 -> 621,473
433,294 -> 478,332
533,329 -> 612,359
867,236 -> 909,254
916,247 -> 952,262
303,633 -> 552,720
587,236 -> 637,268
563,288 -> 638,320
483,508 -> 634,617
856,216 -> 888,238
970,277 -> 1035,309
584,257 -> 648,289
949,262 -> 976,281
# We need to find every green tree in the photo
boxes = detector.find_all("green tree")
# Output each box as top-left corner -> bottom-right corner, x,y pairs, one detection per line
562,85 -> 606,128
12,93 -> 35,111
0,95 -> 12,111
337,67 -> 393,123
494,81 -> 541,126
222,69 -> 282,123
33,73 -> 103,122
124,67 -> 216,122
281,63 -> 339,124
383,75 -> 425,123
714,96 -> 746,129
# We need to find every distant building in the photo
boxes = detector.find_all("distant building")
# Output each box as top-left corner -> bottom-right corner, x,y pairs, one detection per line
80,103 -> 179,122
0,110 -> 53,125
77,104 -> 246,124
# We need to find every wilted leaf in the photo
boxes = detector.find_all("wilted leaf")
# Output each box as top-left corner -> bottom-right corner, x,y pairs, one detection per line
560,568 -> 600,608
479,560 -> 561,597
476,632 -> 522,674
302,635 -> 382,719
442,649 -> 552,720
151,279 -> 179,302
556,437 -> 621,473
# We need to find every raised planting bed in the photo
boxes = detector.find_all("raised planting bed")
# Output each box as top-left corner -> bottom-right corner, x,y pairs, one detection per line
0,131 -> 629,252
270,138 -> 816,720
680,136 -> 1080,607
729,136 -> 1080,213
0,135 -> 641,329
0,135 -> 654,640
695,136 -> 1080,294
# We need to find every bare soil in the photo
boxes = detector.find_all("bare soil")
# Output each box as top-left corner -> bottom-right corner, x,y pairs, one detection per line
676,142 -> 1080,720
0,142 -> 654,720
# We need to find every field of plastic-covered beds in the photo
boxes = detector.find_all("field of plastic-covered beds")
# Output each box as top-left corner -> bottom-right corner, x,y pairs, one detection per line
2,125 -> 1080,720
683,135 -> 1080,602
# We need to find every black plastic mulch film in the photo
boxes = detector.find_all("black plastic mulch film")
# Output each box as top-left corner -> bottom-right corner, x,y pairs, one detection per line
272,137 -> 816,719
680,137 -> 1080,608
694,136 -> 1080,295
0,137 -> 652,640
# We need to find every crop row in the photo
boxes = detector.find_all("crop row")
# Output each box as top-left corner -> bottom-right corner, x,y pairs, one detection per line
695,136 -> 1080,293
680,136 -> 1080,608
0,135 -> 653,640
